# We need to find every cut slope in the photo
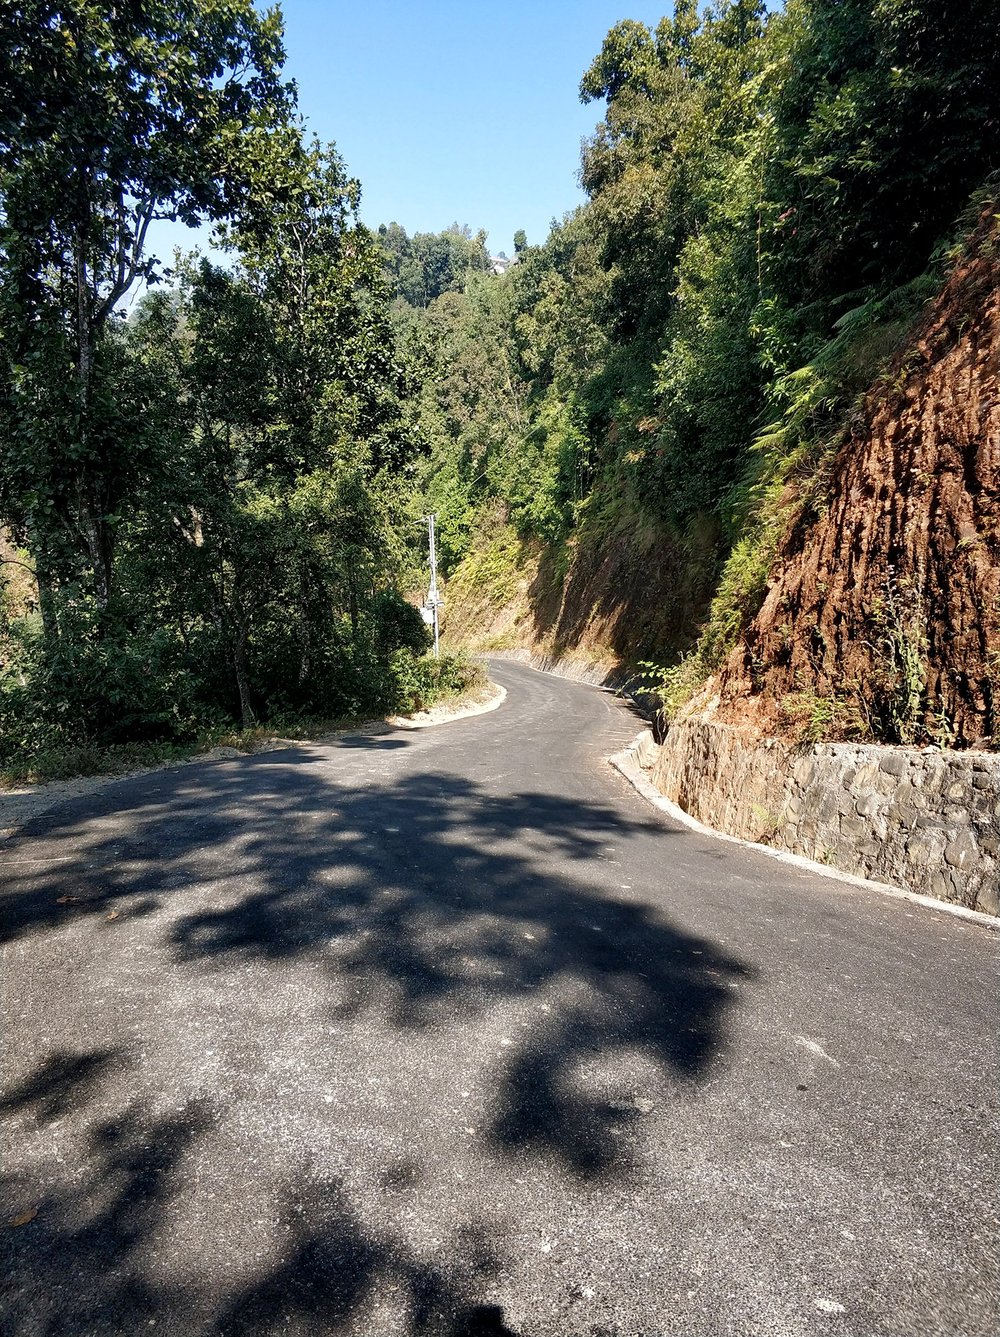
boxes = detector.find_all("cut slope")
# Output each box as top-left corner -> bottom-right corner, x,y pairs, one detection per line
441,502 -> 714,677
718,208 -> 1000,747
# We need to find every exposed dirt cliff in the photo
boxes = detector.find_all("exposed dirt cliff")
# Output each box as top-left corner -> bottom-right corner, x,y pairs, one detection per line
715,207 -> 1000,748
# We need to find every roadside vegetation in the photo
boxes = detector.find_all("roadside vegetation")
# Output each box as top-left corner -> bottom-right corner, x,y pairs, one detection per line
2,1 -> 998,776
0,649 -> 485,787
0,2 -> 483,782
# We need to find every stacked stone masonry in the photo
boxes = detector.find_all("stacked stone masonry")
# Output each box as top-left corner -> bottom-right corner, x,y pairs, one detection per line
647,720 -> 999,916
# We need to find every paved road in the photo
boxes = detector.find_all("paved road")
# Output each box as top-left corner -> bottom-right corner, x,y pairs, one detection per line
1,661 -> 997,1337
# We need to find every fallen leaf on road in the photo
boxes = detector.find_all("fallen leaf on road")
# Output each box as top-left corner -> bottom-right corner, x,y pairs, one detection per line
7,1207 -> 38,1228
106,910 -> 120,921
56,896 -> 83,905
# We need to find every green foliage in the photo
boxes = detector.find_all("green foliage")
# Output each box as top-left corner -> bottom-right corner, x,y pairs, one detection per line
859,570 -> 929,745
0,4 -> 449,775
444,518 -> 526,611
369,590 -> 430,660
633,656 -> 705,723
377,222 -> 490,307
0,615 -> 206,764
779,689 -> 843,744
0,0 -> 292,612
3,0 -> 998,765
765,0 -> 1000,320
422,0 -> 999,747
678,266 -> 943,679
388,650 -> 487,714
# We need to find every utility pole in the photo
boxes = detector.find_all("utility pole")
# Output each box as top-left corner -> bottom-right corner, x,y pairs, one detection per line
422,513 -> 442,657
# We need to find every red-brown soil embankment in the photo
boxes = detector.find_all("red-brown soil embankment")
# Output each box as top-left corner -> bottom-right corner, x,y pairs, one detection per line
719,207 -> 1000,748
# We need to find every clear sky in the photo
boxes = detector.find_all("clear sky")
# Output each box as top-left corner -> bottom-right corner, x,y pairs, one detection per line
281,0 -> 666,253
147,1 -> 667,266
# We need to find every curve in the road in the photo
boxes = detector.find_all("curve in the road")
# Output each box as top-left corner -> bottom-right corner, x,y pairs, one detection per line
1,660 -> 997,1337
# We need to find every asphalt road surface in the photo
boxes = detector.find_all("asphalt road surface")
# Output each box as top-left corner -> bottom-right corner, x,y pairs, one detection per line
2,660 -> 997,1337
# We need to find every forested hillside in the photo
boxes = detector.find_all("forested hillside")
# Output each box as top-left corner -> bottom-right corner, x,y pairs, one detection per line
403,0 -> 1000,747
2,0 -> 998,780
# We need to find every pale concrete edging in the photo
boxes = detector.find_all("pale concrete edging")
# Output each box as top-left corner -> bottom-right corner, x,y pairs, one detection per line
389,683 -> 506,729
611,723 -> 999,923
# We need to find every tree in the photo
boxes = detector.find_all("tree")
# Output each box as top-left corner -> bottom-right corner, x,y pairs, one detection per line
0,0 -> 292,620
766,0 -> 1000,318
376,223 -> 490,307
115,136 -> 419,729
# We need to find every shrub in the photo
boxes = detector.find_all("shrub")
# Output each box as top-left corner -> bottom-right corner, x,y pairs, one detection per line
388,650 -> 487,713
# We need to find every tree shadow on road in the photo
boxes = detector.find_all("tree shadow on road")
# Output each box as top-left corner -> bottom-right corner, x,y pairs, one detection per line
2,735 -> 752,1333
1,1052 -> 513,1336
1,1051 -> 212,1334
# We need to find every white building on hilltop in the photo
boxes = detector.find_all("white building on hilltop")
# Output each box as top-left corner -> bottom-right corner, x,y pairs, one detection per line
489,253 -> 516,275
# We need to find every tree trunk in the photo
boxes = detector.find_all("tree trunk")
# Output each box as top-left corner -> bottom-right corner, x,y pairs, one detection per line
232,626 -> 255,731
74,222 -> 113,612
36,571 -> 60,645
297,563 -> 312,687
347,560 -> 359,645
79,503 -> 113,611
30,534 -> 63,645
210,577 -> 255,730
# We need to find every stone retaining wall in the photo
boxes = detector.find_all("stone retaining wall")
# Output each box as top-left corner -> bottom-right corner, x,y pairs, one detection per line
647,720 -> 999,915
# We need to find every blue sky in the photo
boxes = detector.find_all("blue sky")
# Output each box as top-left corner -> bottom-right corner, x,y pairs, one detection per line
147,1 -> 666,267
282,0 -> 666,252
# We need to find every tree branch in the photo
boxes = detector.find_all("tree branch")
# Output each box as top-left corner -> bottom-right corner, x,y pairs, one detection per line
0,557 -> 37,575
96,199 -> 157,322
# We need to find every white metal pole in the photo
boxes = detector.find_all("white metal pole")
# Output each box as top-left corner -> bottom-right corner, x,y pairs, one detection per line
428,513 -> 440,658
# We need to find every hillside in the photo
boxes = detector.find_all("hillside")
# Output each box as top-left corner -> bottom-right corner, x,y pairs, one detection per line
714,210 -> 1000,748
423,4 -> 1000,754
441,207 -> 1000,751
3,0 -> 1000,775
439,503 -> 713,676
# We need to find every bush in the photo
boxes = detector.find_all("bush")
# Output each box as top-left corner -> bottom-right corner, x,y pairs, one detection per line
0,589 -> 487,781
388,650 -> 487,713
0,616 -> 210,767
367,588 -> 431,659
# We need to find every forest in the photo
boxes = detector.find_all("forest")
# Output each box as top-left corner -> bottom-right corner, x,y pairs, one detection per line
0,0 -> 481,779
2,0 -> 998,779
